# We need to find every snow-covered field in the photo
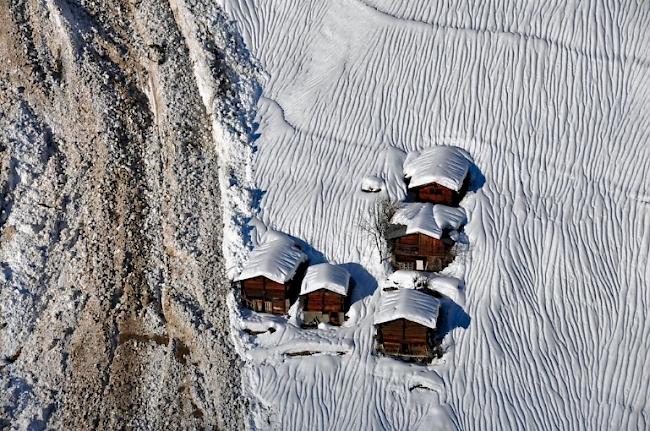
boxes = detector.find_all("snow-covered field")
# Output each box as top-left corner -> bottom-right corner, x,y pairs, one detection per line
219,0 -> 650,429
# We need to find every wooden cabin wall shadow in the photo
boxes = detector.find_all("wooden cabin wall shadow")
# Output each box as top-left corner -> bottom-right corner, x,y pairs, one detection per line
339,262 -> 376,306
466,163 -> 486,193
432,295 -> 471,343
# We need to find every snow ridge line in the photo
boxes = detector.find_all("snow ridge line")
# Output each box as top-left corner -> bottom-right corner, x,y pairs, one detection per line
357,0 -> 650,69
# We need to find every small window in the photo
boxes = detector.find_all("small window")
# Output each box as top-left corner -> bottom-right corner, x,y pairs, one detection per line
397,261 -> 414,271
415,260 -> 424,271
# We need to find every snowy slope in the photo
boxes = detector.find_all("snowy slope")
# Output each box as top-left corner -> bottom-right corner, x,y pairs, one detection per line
220,0 -> 650,429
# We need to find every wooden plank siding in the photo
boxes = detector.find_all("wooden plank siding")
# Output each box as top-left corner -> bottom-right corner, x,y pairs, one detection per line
376,318 -> 433,359
240,276 -> 296,315
304,289 -> 345,313
410,177 -> 469,206
301,289 -> 346,326
413,183 -> 457,205
392,233 -> 454,272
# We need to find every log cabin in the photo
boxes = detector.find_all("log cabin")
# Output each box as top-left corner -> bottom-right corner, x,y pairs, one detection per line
388,229 -> 455,272
299,263 -> 350,326
388,203 -> 467,272
235,230 -> 308,315
403,145 -> 471,205
374,289 -> 440,360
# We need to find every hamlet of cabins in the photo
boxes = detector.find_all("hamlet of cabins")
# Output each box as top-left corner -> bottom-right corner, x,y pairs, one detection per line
373,146 -> 471,360
235,145 -> 471,361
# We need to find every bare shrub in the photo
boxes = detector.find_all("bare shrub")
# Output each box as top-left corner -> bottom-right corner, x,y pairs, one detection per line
359,197 -> 399,263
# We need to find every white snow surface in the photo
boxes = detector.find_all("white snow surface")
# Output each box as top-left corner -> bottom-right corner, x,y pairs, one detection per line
391,203 -> 467,239
374,289 -> 441,330
300,263 -> 350,296
404,146 -> 471,191
235,230 -> 307,284
219,0 -> 650,429
360,175 -> 385,192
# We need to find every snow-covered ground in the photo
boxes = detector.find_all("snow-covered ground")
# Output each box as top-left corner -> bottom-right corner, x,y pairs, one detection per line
219,0 -> 650,429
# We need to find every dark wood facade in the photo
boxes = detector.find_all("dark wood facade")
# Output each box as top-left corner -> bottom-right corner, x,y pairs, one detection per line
410,177 -> 469,205
375,318 -> 435,360
391,232 -> 455,272
240,275 -> 300,315
301,289 -> 346,326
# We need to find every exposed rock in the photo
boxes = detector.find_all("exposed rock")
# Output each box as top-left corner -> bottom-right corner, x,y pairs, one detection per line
0,0 -> 258,429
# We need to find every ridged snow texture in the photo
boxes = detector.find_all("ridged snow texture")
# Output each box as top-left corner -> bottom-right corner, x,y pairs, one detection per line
223,0 -> 650,429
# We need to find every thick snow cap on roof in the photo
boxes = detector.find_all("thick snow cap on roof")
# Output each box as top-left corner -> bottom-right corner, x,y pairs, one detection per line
387,270 -> 461,292
235,230 -> 308,284
403,146 -> 472,191
300,263 -> 350,296
390,202 -> 467,239
374,289 -> 440,330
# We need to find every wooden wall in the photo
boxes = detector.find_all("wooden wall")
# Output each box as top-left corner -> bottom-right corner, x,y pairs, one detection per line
412,177 -> 470,205
414,182 -> 457,205
393,233 -> 450,256
241,276 -> 292,314
304,289 -> 345,313
376,318 -> 432,358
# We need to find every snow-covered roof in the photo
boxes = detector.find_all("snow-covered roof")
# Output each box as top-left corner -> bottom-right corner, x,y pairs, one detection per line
387,270 -> 460,292
389,202 -> 467,239
300,263 -> 350,296
374,289 -> 440,330
235,230 -> 308,284
385,270 -> 464,304
403,146 -> 471,191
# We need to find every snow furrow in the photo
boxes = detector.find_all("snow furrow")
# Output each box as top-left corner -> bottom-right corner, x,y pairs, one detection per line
222,0 -> 650,429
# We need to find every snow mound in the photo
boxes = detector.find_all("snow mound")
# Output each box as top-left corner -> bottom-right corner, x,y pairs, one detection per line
403,146 -> 472,191
300,263 -> 351,296
374,289 -> 441,330
387,270 -> 460,292
386,270 -> 464,305
235,230 -> 307,284
360,175 -> 384,192
390,202 -> 467,239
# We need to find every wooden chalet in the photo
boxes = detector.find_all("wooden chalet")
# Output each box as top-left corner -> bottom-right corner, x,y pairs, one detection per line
374,289 -> 441,361
388,228 -> 455,272
235,231 -> 308,315
403,145 -> 471,205
388,203 -> 466,272
299,263 -> 350,326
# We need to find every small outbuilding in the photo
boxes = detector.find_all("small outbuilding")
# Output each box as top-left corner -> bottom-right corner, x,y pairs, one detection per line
374,289 -> 441,360
299,263 -> 351,326
388,203 -> 466,272
403,146 -> 471,205
235,230 -> 308,315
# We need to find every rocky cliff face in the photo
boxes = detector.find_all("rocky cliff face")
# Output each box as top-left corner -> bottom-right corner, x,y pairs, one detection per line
0,0 -> 257,429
